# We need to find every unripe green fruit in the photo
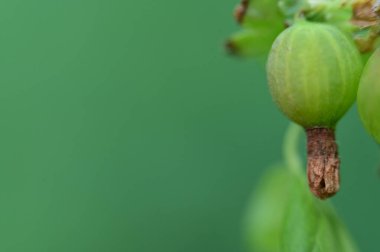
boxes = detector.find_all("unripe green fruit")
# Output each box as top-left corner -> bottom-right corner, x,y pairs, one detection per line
267,22 -> 363,199
357,48 -> 380,144
267,22 -> 363,128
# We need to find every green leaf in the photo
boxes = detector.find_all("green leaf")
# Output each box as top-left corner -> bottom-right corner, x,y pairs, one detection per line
226,25 -> 282,57
245,166 -> 359,252
241,0 -> 284,29
318,205 -> 359,252
227,0 -> 284,57
244,166 -> 296,252
282,177 -> 320,252
281,178 -> 358,252
244,123 -> 359,252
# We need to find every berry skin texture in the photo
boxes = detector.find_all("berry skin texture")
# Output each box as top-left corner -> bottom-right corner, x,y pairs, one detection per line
266,22 -> 363,199
267,22 -> 363,129
357,48 -> 380,144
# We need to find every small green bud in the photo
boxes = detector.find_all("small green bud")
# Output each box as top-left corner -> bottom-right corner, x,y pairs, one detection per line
357,48 -> 380,144
266,22 -> 363,199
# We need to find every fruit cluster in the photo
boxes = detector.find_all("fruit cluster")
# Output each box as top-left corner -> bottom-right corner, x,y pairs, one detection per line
227,0 -> 380,199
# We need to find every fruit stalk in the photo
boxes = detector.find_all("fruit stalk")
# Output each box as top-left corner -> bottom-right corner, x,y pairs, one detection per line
306,128 -> 339,199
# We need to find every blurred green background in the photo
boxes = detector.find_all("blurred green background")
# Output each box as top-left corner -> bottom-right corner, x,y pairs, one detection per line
0,1 -> 378,251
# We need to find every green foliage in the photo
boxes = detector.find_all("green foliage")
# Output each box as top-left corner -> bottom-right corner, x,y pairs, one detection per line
226,0 -> 284,57
245,166 -> 294,251
241,0 -> 283,28
227,27 -> 282,57
279,0 -> 354,32
244,124 -> 358,252
227,0 -> 380,58
282,177 -> 357,252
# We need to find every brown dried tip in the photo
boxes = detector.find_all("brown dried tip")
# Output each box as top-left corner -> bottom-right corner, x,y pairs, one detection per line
352,0 -> 379,28
306,128 -> 340,199
234,0 -> 249,23
225,40 -> 238,55
351,0 -> 380,52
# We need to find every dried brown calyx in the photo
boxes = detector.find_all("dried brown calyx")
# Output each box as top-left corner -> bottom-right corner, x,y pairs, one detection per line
234,0 -> 249,24
352,0 -> 380,27
351,0 -> 380,52
306,128 -> 340,199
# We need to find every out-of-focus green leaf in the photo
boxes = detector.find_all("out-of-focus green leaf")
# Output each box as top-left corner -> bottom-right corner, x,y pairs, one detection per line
244,165 -> 295,252
227,0 -> 284,57
228,0 -> 379,59
241,0 -> 284,29
245,166 -> 359,252
281,177 -> 358,252
244,123 -> 359,252
226,25 -> 282,57
282,176 -> 320,252
319,205 -> 359,252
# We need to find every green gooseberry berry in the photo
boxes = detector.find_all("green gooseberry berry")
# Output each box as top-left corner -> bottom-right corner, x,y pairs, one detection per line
357,48 -> 380,144
266,21 -> 363,199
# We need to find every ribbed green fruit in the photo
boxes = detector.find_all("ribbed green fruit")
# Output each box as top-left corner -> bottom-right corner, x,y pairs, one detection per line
357,48 -> 380,144
267,22 -> 363,199
267,22 -> 363,128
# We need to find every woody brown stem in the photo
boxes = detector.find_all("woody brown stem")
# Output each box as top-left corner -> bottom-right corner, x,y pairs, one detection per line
306,127 -> 340,199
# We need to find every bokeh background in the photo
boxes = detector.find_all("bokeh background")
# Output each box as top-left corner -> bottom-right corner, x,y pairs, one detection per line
0,1 -> 378,251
